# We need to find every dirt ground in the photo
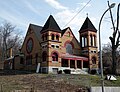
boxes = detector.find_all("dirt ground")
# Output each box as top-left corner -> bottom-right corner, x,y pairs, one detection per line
1,70 -> 120,92
0,72 -> 89,92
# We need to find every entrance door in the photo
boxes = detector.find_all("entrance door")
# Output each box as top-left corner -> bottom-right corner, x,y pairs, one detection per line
77,60 -> 81,69
70,60 -> 75,68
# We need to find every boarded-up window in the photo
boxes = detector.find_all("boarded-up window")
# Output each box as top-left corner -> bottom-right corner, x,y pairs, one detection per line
42,52 -> 47,62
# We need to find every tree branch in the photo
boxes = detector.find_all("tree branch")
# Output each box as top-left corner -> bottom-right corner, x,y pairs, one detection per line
108,1 -> 116,38
109,36 -> 114,43
116,31 -> 120,48
116,3 -> 120,32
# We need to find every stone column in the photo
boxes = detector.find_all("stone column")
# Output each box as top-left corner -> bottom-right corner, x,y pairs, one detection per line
95,35 -> 97,47
88,35 -> 90,46
68,59 -> 70,68
75,60 -> 77,69
81,60 -> 83,69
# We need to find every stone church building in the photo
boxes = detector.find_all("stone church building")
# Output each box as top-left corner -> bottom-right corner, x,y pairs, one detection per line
8,15 -> 98,73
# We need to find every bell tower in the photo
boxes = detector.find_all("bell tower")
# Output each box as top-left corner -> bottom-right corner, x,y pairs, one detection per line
79,17 -> 98,72
40,15 -> 62,73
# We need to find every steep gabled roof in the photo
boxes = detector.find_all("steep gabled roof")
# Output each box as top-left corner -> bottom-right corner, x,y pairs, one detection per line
61,27 -> 80,46
30,24 -> 42,42
41,15 -> 61,33
21,24 -> 42,50
79,17 -> 97,32
62,27 -> 68,36
30,24 -> 42,32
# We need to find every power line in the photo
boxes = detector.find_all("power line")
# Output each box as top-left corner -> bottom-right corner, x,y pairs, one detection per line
63,0 -> 92,28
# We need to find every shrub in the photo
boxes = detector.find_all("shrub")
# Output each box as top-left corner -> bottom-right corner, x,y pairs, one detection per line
63,69 -> 71,74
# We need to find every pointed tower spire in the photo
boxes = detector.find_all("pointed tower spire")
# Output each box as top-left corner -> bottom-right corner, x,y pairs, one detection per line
79,17 -> 98,72
41,15 -> 61,33
86,13 -> 88,17
79,17 -> 97,32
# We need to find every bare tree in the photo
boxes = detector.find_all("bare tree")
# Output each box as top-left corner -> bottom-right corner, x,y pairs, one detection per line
107,1 -> 120,74
102,43 -> 120,74
0,30 -> 2,61
0,21 -> 23,61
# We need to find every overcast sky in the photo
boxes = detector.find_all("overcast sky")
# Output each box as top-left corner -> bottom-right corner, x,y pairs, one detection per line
0,0 -> 120,45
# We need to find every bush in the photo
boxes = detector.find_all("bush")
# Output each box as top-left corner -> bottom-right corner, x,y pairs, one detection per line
63,69 -> 71,74
90,70 -> 97,75
58,70 -> 62,74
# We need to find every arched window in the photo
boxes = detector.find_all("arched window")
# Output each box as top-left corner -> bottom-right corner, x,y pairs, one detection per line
90,35 -> 93,46
94,35 -> 96,46
93,36 -> 95,46
42,52 -> 47,62
51,34 -> 54,40
56,35 -> 59,41
66,43 -> 73,54
45,33 -> 47,40
92,57 -> 96,64
42,34 -> 44,41
82,37 -> 84,47
84,36 -> 87,46
52,52 -> 58,61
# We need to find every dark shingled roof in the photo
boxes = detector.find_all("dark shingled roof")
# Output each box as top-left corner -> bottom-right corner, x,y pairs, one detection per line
79,17 -> 97,32
30,24 -> 42,42
41,15 -> 61,33
62,27 -> 68,36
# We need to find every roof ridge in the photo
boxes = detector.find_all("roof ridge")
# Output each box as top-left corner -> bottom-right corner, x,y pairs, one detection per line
30,23 -> 42,27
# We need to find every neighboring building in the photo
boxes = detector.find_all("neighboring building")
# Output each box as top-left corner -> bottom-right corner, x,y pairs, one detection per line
8,15 -> 98,73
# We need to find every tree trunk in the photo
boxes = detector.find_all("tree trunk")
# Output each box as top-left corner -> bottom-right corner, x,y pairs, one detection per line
112,45 -> 116,75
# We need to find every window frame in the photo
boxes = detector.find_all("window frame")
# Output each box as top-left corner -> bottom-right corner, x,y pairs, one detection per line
66,43 -> 73,54
42,52 -> 47,62
45,33 -> 48,40
52,52 -> 58,62
26,55 -> 32,65
92,57 -> 96,64
51,34 -> 54,40
20,57 -> 24,64
56,35 -> 59,41
42,34 -> 44,41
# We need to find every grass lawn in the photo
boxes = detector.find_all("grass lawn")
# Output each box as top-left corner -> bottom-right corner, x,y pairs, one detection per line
56,74 -> 120,87
0,73 -> 120,92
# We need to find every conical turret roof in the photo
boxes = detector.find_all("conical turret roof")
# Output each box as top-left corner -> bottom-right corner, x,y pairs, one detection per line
41,15 -> 61,33
79,17 -> 97,32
